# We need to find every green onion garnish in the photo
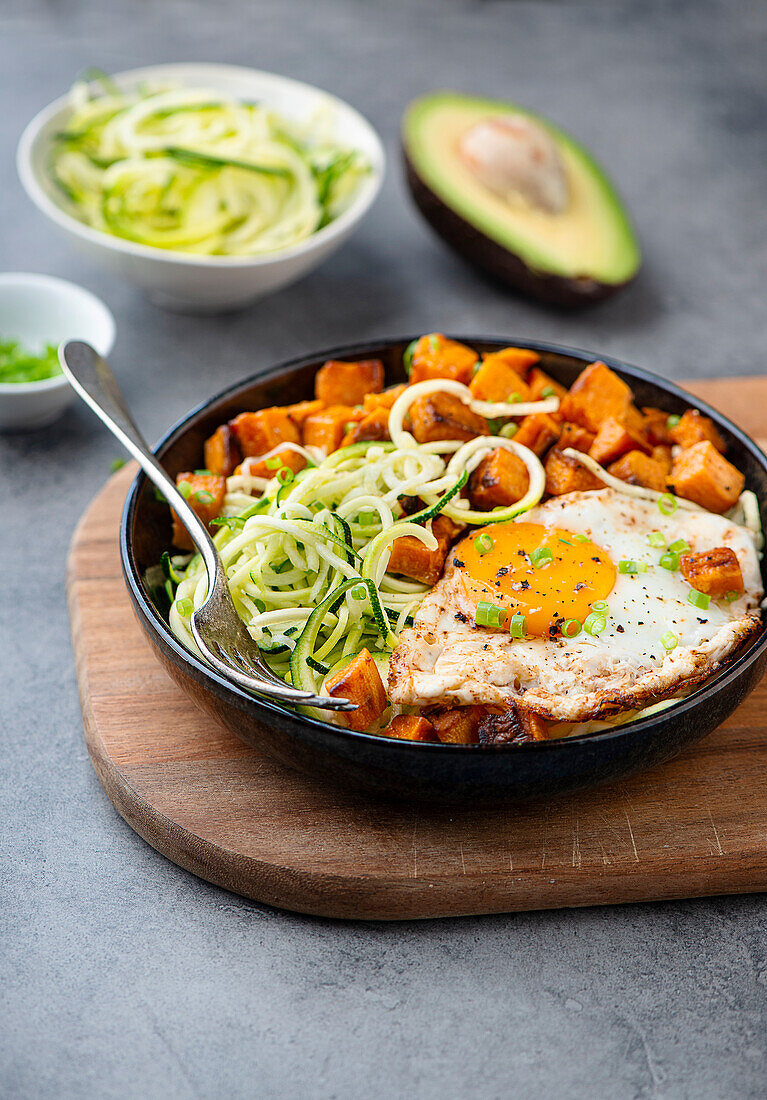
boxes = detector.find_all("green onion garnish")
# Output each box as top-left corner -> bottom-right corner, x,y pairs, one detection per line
658,494 -> 678,516
507,392 -> 522,404
509,613 -> 526,638
541,386 -> 556,398
194,468 -> 213,476
178,482 -> 192,499
403,338 -> 419,374
351,585 -> 367,601
344,421 -> 357,434
193,489 -> 214,503
648,531 -> 666,548
499,422 -> 518,439
723,591 -> 740,602
530,547 -> 553,568
619,560 -> 649,574
668,538 -> 690,554
667,415 -> 681,429
687,588 -> 710,610
584,613 -> 607,636
276,467 -> 294,485
573,534 -> 589,543
264,455 -> 282,470
661,631 -> 679,651
110,457 -> 126,473
472,360 -> 482,376
591,600 -> 609,613
558,538 -> 573,546
659,552 -> 680,571
176,598 -> 194,618
474,533 -> 494,555
358,510 -> 377,526
475,601 -> 506,628
562,618 -> 582,638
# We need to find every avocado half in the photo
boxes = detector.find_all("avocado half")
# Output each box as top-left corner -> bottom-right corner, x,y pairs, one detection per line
402,92 -> 641,307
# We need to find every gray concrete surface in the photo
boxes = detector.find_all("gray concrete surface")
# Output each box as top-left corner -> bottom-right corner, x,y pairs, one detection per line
2,1 -> 766,1096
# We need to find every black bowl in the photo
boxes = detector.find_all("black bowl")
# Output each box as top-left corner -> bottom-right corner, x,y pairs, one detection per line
120,338 -> 767,803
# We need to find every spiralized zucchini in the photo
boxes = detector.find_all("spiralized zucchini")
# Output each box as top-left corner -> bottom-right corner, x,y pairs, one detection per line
50,71 -> 369,256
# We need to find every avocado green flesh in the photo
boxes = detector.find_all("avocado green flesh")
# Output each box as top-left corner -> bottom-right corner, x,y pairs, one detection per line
403,92 -> 640,285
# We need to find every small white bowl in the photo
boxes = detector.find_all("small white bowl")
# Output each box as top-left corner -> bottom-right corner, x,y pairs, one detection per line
0,273 -> 115,431
17,63 -> 385,312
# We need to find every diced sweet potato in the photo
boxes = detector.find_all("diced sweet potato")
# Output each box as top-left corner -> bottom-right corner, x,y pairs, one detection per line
387,514 -> 457,585
545,449 -> 604,496
363,384 -> 407,413
527,367 -> 567,402
431,706 -> 485,744
588,416 -> 651,466
286,399 -> 324,427
679,547 -> 745,597
302,405 -> 362,453
490,346 -> 540,375
513,412 -> 562,456
469,354 -> 531,404
652,445 -> 673,473
314,358 -> 384,406
560,361 -> 639,434
668,441 -> 745,513
642,406 -> 674,446
341,407 -> 390,446
229,409 -> 305,477
384,715 -> 438,742
171,472 -> 227,550
670,409 -> 726,453
607,451 -> 668,492
469,447 -> 530,510
557,422 -> 595,454
409,391 -> 489,444
478,705 -> 548,745
409,334 -> 479,385
203,424 -> 241,477
326,648 -> 388,732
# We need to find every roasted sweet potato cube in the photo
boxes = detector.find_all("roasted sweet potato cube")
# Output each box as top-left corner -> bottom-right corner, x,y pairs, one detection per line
326,648 -> 388,732
513,412 -> 561,456
315,358 -> 384,406
303,405 -> 362,453
557,421 -> 595,453
560,361 -> 638,434
478,705 -> 548,745
469,447 -> 530,510
229,409 -> 305,477
545,449 -> 604,496
469,354 -> 531,404
203,424 -> 241,477
491,346 -> 540,374
652,445 -> 673,473
363,384 -> 407,413
641,406 -> 674,446
408,333 -> 479,385
171,472 -> 227,550
409,391 -> 489,444
286,399 -> 324,427
670,409 -> 726,453
588,416 -> 651,466
341,407 -> 390,446
527,367 -> 567,402
668,441 -> 745,513
679,547 -> 745,597
387,514 -> 456,585
607,451 -> 668,492
384,715 -> 438,742
431,706 -> 485,744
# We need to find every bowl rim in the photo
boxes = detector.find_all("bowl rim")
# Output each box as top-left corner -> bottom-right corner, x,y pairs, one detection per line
120,335 -> 767,755
0,271 -> 115,394
16,62 -> 385,270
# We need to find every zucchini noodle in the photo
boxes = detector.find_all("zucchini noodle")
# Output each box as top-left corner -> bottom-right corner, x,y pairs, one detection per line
50,73 -> 369,256
562,448 -> 706,511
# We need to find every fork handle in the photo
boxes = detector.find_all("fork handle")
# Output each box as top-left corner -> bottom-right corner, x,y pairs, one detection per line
60,341 -> 223,587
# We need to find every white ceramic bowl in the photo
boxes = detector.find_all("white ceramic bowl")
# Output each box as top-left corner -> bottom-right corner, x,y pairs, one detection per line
17,63 -> 385,312
0,273 -> 115,431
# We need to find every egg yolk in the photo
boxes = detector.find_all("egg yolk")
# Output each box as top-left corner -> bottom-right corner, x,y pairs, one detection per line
456,522 -> 616,637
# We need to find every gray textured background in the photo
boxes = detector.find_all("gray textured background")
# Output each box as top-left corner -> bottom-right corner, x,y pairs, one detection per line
2,1 -> 767,1097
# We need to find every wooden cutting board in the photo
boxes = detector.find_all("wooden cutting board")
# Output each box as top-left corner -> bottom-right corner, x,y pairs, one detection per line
67,377 -> 767,920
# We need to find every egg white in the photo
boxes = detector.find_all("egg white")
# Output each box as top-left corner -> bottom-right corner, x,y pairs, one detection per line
389,489 -> 763,721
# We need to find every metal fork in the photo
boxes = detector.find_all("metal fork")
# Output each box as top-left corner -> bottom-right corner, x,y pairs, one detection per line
60,341 -> 354,712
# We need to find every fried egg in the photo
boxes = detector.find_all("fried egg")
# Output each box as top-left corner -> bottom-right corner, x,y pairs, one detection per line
389,489 -> 763,721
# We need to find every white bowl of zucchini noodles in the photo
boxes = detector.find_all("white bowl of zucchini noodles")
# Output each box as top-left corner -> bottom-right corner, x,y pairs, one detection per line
17,64 -> 385,311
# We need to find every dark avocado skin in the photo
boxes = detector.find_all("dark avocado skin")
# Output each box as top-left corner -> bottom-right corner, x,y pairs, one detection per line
403,148 -> 637,308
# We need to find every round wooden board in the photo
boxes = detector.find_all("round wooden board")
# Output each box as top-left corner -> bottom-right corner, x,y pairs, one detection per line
66,379 -> 767,920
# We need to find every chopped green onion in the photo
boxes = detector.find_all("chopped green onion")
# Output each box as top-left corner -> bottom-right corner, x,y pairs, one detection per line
659,552 -> 680,571
178,482 -> 192,499
661,631 -> 679,651
276,467 -> 294,485
541,386 -> 556,398
194,468 -> 213,476
193,489 -> 214,503
573,534 -> 589,543
687,588 -> 710,610
591,600 -> 610,613
486,418 -> 504,435
558,538 -> 573,546
499,422 -> 518,439
428,334 -> 439,351
110,457 -> 126,473
264,455 -> 282,470
351,585 -> 367,601
723,591 -> 740,602
667,415 -> 681,429
507,392 -> 522,404
358,510 -> 377,526
403,339 -> 419,374
153,487 -> 168,504
530,547 -> 553,568
344,421 -> 358,434
475,601 -> 506,628
658,494 -> 678,516
668,539 -> 690,554
584,613 -> 607,636
648,531 -> 666,548
474,533 -> 494,555
619,560 -> 649,574
472,360 -> 482,376
176,598 -> 194,618
509,613 -> 526,638
562,618 -> 582,638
